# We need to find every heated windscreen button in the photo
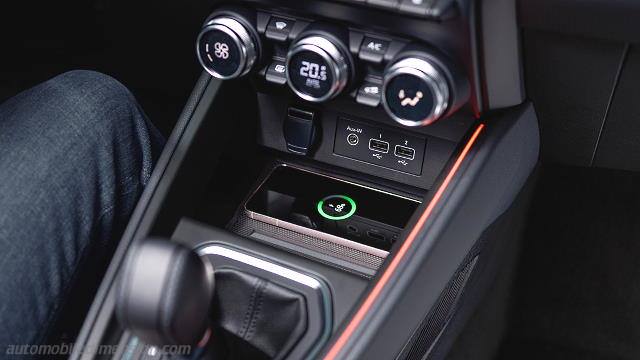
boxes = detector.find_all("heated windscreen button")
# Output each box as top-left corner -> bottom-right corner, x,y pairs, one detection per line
265,17 -> 294,42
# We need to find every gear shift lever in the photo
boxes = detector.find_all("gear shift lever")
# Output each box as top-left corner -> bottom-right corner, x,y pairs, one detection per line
116,238 -> 214,346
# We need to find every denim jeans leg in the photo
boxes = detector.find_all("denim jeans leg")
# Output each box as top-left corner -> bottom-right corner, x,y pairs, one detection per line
0,70 -> 165,353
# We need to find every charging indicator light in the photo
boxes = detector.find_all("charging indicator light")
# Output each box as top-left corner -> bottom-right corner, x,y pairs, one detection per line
317,195 -> 357,220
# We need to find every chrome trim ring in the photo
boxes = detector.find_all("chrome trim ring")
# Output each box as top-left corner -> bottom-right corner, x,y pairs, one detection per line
197,245 -> 324,289
286,36 -> 349,103
382,57 -> 450,127
196,17 -> 257,80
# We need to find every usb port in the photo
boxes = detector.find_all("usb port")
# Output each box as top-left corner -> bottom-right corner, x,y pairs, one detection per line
394,145 -> 415,160
369,138 -> 390,153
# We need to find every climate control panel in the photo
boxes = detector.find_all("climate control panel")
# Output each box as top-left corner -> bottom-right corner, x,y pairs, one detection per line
195,7 -> 469,128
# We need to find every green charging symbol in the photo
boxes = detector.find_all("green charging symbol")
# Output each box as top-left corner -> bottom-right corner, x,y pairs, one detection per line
317,195 -> 357,221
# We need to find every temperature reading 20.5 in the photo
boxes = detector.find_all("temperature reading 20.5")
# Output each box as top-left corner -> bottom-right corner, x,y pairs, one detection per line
299,61 -> 327,81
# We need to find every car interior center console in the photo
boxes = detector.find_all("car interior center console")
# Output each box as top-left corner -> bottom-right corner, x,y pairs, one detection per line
72,1 -> 538,360
195,2 -> 477,190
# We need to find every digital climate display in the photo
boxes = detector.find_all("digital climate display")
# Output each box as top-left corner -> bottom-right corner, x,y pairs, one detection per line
245,166 -> 420,250
288,51 -> 333,98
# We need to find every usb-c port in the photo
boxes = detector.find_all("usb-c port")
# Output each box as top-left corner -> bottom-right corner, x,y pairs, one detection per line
394,145 -> 415,160
367,230 -> 386,242
369,138 -> 390,153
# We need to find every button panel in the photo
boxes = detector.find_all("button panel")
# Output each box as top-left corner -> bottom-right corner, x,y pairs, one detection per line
334,118 -> 426,175
251,11 -> 459,121
240,10 -> 464,128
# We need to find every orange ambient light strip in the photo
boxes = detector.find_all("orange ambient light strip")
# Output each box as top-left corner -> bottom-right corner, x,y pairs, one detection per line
323,123 -> 486,360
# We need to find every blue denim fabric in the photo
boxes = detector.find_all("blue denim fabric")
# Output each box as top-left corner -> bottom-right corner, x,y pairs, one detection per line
0,71 -> 164,353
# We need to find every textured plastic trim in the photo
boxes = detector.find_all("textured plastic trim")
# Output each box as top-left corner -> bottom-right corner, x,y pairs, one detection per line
323,123 -> 485,360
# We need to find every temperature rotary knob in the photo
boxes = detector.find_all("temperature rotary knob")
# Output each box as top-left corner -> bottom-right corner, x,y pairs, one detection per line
197,16 -> 259,80
286,35 -> 352,102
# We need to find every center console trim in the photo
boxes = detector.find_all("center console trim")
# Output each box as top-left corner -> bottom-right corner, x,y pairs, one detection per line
71,74 -> 222,359
319,103 -> 539,360
323,122 -> 486,360
197,244 -> 324,289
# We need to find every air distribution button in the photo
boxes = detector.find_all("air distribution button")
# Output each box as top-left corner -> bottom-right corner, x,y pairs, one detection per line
382,57 -> 450,127
197,16 -> 258,80
317,195 -> 357,221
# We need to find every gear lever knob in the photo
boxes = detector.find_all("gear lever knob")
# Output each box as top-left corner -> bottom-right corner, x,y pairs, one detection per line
116,238 -> 214,346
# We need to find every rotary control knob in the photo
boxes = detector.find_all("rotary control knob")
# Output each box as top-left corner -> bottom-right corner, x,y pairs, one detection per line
286,35 -> 352,102
382,57 -> 451,127
197,16 -> 259,80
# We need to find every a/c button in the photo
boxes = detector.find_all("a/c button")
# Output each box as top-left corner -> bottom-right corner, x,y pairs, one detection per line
359,37 -> 390,63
